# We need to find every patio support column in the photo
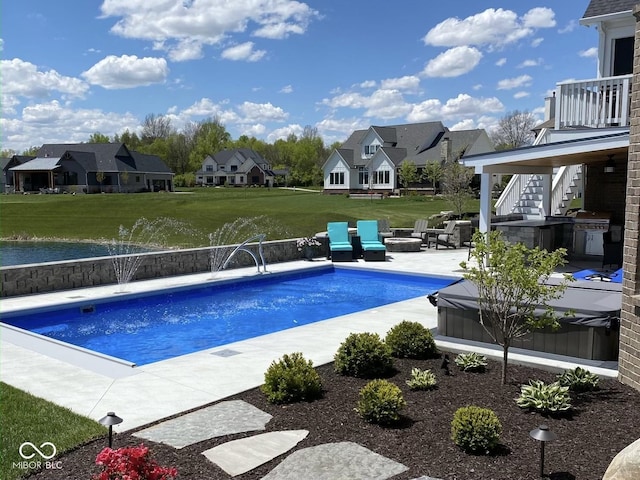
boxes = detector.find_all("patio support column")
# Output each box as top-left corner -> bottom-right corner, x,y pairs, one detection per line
541,174 -> 551,218
479,172 -> 492,234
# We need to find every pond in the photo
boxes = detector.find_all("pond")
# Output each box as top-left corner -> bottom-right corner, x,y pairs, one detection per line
0,241 -> 148,267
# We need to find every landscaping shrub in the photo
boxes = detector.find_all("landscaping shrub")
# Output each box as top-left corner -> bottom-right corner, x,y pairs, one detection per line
515,380 -> 571,413
356,379 -> 406,425
94,444 -> 177,480
406,367 -> 437,390
334,332 -> 393,378
261,352 -> 323,404
384,321 -> 437,359
454,352 -> 488,372
557,366 -> 600,392
451,406 -> 502,454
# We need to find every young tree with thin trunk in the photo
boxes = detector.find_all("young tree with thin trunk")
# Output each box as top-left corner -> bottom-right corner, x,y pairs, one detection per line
459,231 -> 572,384
490,110 -> 537,150
397,160 -> 419,196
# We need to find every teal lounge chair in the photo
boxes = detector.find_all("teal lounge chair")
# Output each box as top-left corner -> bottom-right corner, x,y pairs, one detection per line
327,222 -> 353,262
357,220 -> 386,261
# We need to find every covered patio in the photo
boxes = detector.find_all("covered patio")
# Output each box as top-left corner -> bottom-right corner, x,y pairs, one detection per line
463,128 -> 629,264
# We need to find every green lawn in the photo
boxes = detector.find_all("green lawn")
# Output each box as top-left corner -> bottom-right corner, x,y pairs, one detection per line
0,188 -> 478,247
0,382 -> 106,480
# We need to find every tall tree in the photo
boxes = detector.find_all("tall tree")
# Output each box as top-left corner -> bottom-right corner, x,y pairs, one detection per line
114,130 -> 142,150
88,132 -> 111,143
188,117 -> 231,172
422,160 -> 444,194
490,110 -> 537,150
141,114 -> 174,144
460,231 -> 572,384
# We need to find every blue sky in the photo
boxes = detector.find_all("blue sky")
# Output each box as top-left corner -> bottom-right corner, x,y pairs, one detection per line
1,1 -> 599,153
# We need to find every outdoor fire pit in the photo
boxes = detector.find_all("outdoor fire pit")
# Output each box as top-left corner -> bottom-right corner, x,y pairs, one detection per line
384,237 -> 422,252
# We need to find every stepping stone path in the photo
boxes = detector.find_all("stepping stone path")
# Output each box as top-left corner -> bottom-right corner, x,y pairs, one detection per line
133,400 -> 272,448
202,430 -> 309,476
260,441 -> 409,480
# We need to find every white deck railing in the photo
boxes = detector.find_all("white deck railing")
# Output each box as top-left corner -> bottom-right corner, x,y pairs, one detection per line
495,174 -> 534,216
551,164 -> 582,216
555,74 -> 632,130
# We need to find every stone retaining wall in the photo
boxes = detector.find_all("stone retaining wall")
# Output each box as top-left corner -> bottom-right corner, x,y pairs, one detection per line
0,239 -> 301,298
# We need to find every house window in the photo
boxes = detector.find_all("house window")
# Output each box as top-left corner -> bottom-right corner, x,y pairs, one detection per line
373,170 -> 390,184
135,176 -> 140,182
205,165 -> 213,172
239,176 -> 244,183
358,167 -> 369,185
329,172 -> 344,185
231,165 -> 238,172
252,176 -> 259,184
364,145 -> 378,156
206,176 -> 214,184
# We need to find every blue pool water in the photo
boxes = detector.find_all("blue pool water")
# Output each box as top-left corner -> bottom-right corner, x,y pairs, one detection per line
4,268 -> 456,365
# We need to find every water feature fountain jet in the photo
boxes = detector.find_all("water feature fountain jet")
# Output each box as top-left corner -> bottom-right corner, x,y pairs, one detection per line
208,216 -> 270,276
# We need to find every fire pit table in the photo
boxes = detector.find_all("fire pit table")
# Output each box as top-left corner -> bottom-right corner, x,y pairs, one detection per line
384,237 -> 422,252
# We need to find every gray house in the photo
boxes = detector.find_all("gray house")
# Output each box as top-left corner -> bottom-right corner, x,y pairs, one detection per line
195,148 -> 276,187
322,122 -> 493,194
8,143 -> 174,193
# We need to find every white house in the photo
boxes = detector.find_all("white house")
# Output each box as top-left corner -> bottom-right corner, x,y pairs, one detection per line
196,148 -> 276,187
322,122 -> 493,194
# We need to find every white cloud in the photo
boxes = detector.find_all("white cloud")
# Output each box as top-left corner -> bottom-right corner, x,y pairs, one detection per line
518,58 -> 542,68
558,20 -> 577,34
362,89 -> 412,119
241,123 -> 267,137
423,7 -> 555,49
221,42 -> 267,62
266,124 -> 304,142
472,84 -> 482,91
380,75 -> 420,93
82,55 -> 168,89
513,91 -> 530,99
237,101 -> 288,122
0,38 -> 4,51
407,94 -> 503,123
423,46 -> 482,77
579,47 -> 598,58
531,37 -> 544,47
358,80 -> 376,89
522,7 -> 556,28
2,58 -> 89,98
100,0 -> 320,60
497,74 -> 532,90
279,84 -> 293,94
495,58 -> 507,67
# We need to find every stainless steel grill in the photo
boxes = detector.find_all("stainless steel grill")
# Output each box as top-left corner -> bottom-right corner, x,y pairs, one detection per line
573,212 -> 611,255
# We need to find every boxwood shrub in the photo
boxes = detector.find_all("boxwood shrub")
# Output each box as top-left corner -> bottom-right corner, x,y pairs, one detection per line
334,332 -> 393,378
385,321 -> 437,359
261,352 -> 323,404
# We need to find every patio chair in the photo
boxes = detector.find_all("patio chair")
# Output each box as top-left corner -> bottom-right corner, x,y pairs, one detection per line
327,222 -> 353,262
435,221 -> 457,250
377,219 -> 394,242
356,220 -> 386,261
410,219 -> 431,244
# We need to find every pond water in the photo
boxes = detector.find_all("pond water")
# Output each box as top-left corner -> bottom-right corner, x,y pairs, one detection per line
0,241 -> 148,267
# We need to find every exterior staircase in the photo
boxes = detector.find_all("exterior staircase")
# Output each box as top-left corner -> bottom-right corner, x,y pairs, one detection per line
495,165 -> 582,219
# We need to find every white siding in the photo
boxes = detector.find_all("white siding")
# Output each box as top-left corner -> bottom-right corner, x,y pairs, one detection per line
323,152 -> 349,190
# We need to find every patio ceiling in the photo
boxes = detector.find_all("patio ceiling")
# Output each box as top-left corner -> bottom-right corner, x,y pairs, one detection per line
463,130 -> 629,174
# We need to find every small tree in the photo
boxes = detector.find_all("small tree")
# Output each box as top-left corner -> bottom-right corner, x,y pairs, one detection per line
397,160 -> 419,196
96,171 -> 105,193
460,231 -> 572,384
490,110 -> 537,150
422,161 -> 443,194
441,161 -> 474,217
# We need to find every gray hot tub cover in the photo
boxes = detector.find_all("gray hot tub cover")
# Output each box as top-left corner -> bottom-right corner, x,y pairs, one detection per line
435,278 -> 621,328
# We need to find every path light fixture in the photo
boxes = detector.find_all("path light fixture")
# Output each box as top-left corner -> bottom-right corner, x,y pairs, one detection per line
99,411 -> 123,448
530,424 -> 557,477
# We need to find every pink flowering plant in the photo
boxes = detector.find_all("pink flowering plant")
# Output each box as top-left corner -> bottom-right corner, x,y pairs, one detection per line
94,444 -> 177,480
296,236 -> 321,252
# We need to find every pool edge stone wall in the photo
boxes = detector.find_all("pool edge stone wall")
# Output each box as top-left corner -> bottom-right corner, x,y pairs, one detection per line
0,239 -> 302,298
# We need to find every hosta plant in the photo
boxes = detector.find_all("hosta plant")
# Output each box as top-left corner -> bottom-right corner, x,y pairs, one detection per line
356,379 -> 406,425
454,352 -> 488,372
406,367 -> 437,390
515,380 -> 572,413
557,367 -> 600,392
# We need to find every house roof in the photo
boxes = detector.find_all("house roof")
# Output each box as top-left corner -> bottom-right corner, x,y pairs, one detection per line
328,122 -> 489,169
582,0 -> 636,20
210,148 -> 268,167
463,129 -> 629,174
9,157 -> 61,171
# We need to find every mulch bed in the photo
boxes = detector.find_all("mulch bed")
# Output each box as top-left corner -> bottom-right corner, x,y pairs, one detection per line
29,353 -> 640,480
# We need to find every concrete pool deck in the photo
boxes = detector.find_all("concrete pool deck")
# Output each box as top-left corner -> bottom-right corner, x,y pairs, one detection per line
0,248 -> 618,432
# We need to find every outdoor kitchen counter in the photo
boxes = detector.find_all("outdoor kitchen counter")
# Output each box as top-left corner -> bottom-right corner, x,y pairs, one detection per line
492,218 -> 574,252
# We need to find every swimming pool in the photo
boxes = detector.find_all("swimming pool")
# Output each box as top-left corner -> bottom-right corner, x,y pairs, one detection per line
2,267 -> 456,365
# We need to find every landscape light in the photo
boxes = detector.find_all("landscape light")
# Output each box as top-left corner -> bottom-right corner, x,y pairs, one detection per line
529,424 -> 557,477
99,411 -> 123,448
